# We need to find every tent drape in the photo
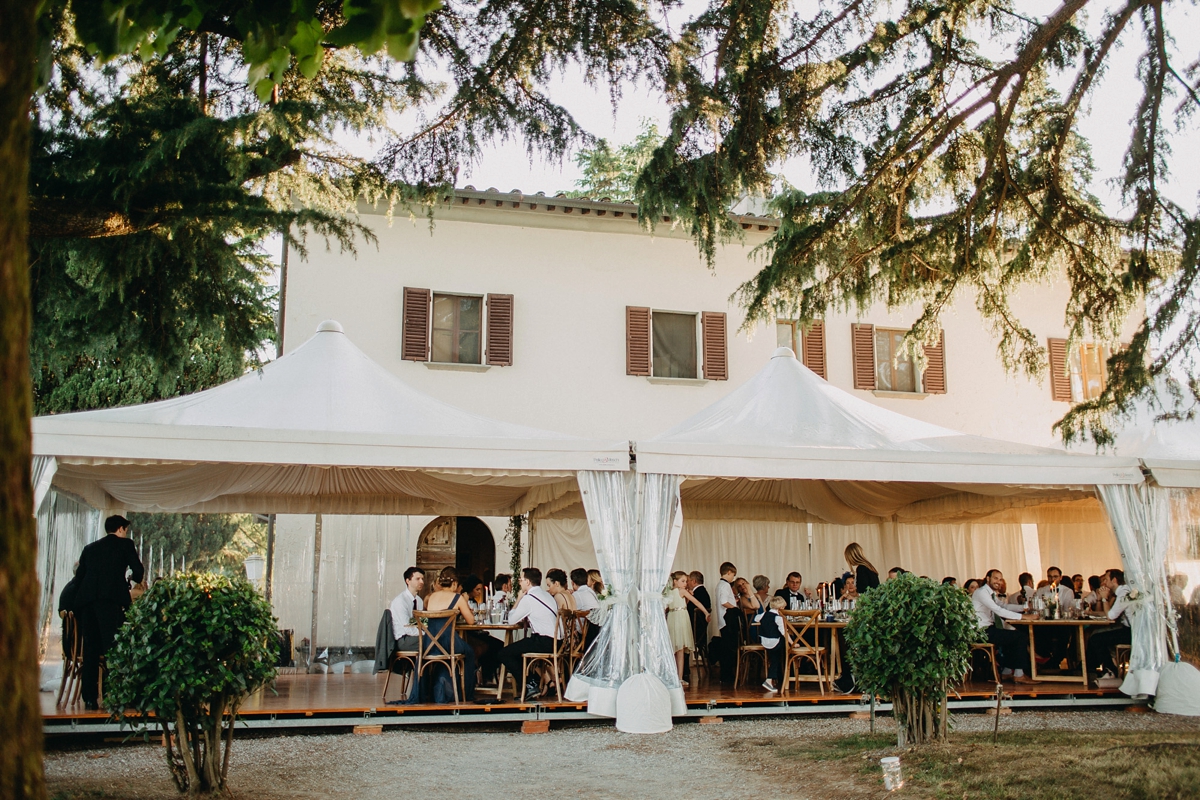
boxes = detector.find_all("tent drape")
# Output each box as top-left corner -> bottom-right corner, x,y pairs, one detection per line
636,475 -> 685,718
565,471 -> 684,731
1097,484 -> 1171,696
565,471 -> 640,717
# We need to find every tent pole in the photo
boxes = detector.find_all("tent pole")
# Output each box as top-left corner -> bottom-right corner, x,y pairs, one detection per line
309,512 -> 322,672
265,514 -> 276,604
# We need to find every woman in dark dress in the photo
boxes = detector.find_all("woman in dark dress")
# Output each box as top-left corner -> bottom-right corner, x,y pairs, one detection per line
844,542 -> 880,594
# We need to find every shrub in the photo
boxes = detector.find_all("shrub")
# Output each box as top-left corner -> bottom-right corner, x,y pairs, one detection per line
844,573 -> 983,745
106,572 -> 277,794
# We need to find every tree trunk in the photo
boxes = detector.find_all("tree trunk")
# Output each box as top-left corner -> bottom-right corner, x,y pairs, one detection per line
0,0 -> 44,796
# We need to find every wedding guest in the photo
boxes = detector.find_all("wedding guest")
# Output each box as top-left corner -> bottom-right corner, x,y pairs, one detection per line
546,568 -> 576,611
571,568 -> 601,648
887,567 -> 905,580
499,568 -> 562,700
759,596 -> 787,693
774,572 -> 811,608
972,569 -> 1037,684
715,562 -> 739,684
389,567 -> 425,652
840,576 -> 858,601
75,515 -> 145,710
845,543 -> 881,593
1035,566 -> 1076,604
492,574 -> 512,605
420,567 -> 477,702
1007,573 -> 1035,605
1083,575 -> 1102,609
751,575 -> 771,610
1072,574 -> 1086,597
1086,569 -> 1134,684
666,571 -> 709,686
963,578 -> 982,594
942,577 -> 957,587
587,569 -> 605,596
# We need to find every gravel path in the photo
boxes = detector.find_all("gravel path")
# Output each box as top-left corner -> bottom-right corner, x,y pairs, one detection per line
45,711 -> 1200,800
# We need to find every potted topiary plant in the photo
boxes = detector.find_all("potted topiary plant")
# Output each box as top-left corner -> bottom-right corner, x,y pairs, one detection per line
105,572 -> 278,794
844,572 -> 982,745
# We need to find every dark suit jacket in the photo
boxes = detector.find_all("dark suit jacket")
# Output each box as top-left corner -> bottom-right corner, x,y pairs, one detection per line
773,587 -> 806,606
74,534 -> 144,608
690,585 -> 711,616
58,575 -> 80,614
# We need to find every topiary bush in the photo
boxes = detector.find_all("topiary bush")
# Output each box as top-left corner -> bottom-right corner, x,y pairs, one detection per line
105,572 -> 277,795
844,573 -> 983,745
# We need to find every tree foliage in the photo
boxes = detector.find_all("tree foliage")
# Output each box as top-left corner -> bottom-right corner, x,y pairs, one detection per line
636,0 -> 1200,444
105,572 -> 277,795
130,513 -> 266,576
844,573 -> 982,745
564,121 -> 663,202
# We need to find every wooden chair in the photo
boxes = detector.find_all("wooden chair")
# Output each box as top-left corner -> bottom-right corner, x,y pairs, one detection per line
735,608 -> 768,688
1114,644 -> 1132,677
566,609 -> 591,678
966,642 -> 1001,685
56,611 -> 83,706
521,610 -> 569,702
381,649 -> 420,703
781,610 -> 827,696
413,610 -> 466,703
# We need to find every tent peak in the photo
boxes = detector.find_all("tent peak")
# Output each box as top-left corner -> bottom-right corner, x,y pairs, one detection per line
316,319 -> 344,333
772,346 -> 797,360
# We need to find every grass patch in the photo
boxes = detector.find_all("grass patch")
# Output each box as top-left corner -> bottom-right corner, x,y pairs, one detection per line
775,730 -> 1200,799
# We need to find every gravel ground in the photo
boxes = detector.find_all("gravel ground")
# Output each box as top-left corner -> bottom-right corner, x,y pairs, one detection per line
45,711 -> 1200,800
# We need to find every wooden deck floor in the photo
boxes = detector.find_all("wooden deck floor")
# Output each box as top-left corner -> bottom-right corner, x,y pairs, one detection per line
43,670 -> 1125,723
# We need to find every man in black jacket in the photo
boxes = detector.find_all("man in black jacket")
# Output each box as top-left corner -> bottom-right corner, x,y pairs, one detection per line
74,515 -> 144,709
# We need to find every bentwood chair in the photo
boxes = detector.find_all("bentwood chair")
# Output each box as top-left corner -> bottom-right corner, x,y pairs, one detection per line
381,612 -> 420,703
56,611 -> 83,706
1114,644 -> 1132,677
967,642 -> 1001,685
521,610 -> 570,702
781,610 -> 827,696
735,608 -> 768,688
413,610 -> 466,703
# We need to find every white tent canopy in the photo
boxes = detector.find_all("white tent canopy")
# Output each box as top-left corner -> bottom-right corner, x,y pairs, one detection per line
1106,390 -> 1200,488
635,347 -> 1143,524
33,320 -> 628,515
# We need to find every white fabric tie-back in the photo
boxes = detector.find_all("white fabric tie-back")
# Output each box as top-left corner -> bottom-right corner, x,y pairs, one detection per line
1096,484 -> 1170,697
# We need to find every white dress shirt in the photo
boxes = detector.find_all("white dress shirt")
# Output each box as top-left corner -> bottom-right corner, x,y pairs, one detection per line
573,584 -> 599,612
716,579 -> 736,631
1108,584 -> 1133,627
389,588 -> 424,639
509,586 -> 561,638
972,585 -> 1023,629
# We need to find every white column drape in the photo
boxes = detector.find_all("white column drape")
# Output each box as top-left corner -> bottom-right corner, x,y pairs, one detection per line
1096,484 -> 1170,697
565,471 -> 683,732
32,455 -> 57,514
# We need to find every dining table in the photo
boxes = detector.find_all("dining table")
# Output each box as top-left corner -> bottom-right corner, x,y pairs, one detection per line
458,622 -> 523,699
1008,617 -> 1114,686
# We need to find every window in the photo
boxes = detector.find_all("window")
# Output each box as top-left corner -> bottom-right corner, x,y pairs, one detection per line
432,293 -> 483,364
652,311 -> 698,379
777,319 -> 827,378
1070,343 -> 1110,401
874,328 -> 918,392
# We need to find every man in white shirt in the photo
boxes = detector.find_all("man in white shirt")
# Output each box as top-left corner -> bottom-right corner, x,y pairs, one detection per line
388,567 -> 425,652
972,569 -> 1038,684
1033,566 -> 1076,668
1085,568 -> 1134,684
1034,566 -> 1076,604
715,562 -> 738,684
570,568 -> 602,649
498,568 -> 562,700
1006,572 -> 1035,605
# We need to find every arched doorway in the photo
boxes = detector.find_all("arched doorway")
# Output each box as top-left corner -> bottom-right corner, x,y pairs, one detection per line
415,517 -> 496,586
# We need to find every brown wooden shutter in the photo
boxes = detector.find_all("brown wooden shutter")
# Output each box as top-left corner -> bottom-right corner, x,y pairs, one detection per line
801,320 -> 827,379
1047,338 -> 1071,402
626,306 -> 651,376
701,311 -> 728,380
485,293 -> 514,366
852,323 -> 876,390
402,287 -> 431,361
922,331 -> 946,393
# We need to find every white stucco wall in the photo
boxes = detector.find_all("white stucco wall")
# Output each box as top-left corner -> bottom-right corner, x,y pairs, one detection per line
283,199 -> 1137,447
